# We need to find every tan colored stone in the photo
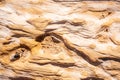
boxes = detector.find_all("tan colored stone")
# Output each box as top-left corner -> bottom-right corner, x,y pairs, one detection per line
96,33 -> 109,43
0,0 -> 120,80
71,18 -> 86,26
20,38 -> 39,49
110,34 -> 120,45
89,44 -> 96,49
27,18 -> 51,31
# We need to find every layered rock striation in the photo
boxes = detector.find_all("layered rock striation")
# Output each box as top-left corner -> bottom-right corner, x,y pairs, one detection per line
0,0 -> 120,80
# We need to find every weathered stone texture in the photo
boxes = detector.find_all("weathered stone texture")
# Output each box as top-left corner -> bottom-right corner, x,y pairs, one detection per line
0,0 -> 120,80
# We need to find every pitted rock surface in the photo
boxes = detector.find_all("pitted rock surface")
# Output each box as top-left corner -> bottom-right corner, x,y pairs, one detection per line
0,0 -> 120,80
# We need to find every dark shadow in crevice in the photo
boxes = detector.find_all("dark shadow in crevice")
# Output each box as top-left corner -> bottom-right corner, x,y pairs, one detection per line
64,42 -> 102,66
9,77 -> 35,80
29,61 -> 75,68
8,44 -> 30,52
49,20 -> 67,24
0,0 -> 5,2
81,77 -> 104,80
35,33 -> 49,42
18,44 -> 31,50
3,41 -> 13,45
10,44 -> 30,62
99,57 -> 120,62
12,34 -> 30,38
10,53 -> 20,62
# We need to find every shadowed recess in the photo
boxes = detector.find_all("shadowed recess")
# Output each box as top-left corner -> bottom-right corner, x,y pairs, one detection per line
81,77 -> 104,80
9,77 -> 35,80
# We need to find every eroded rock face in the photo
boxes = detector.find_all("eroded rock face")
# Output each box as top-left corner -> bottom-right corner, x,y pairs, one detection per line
0,0 -> 120,80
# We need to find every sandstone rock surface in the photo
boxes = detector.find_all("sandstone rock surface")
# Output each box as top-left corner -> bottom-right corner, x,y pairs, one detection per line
0,0 -> 120,80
